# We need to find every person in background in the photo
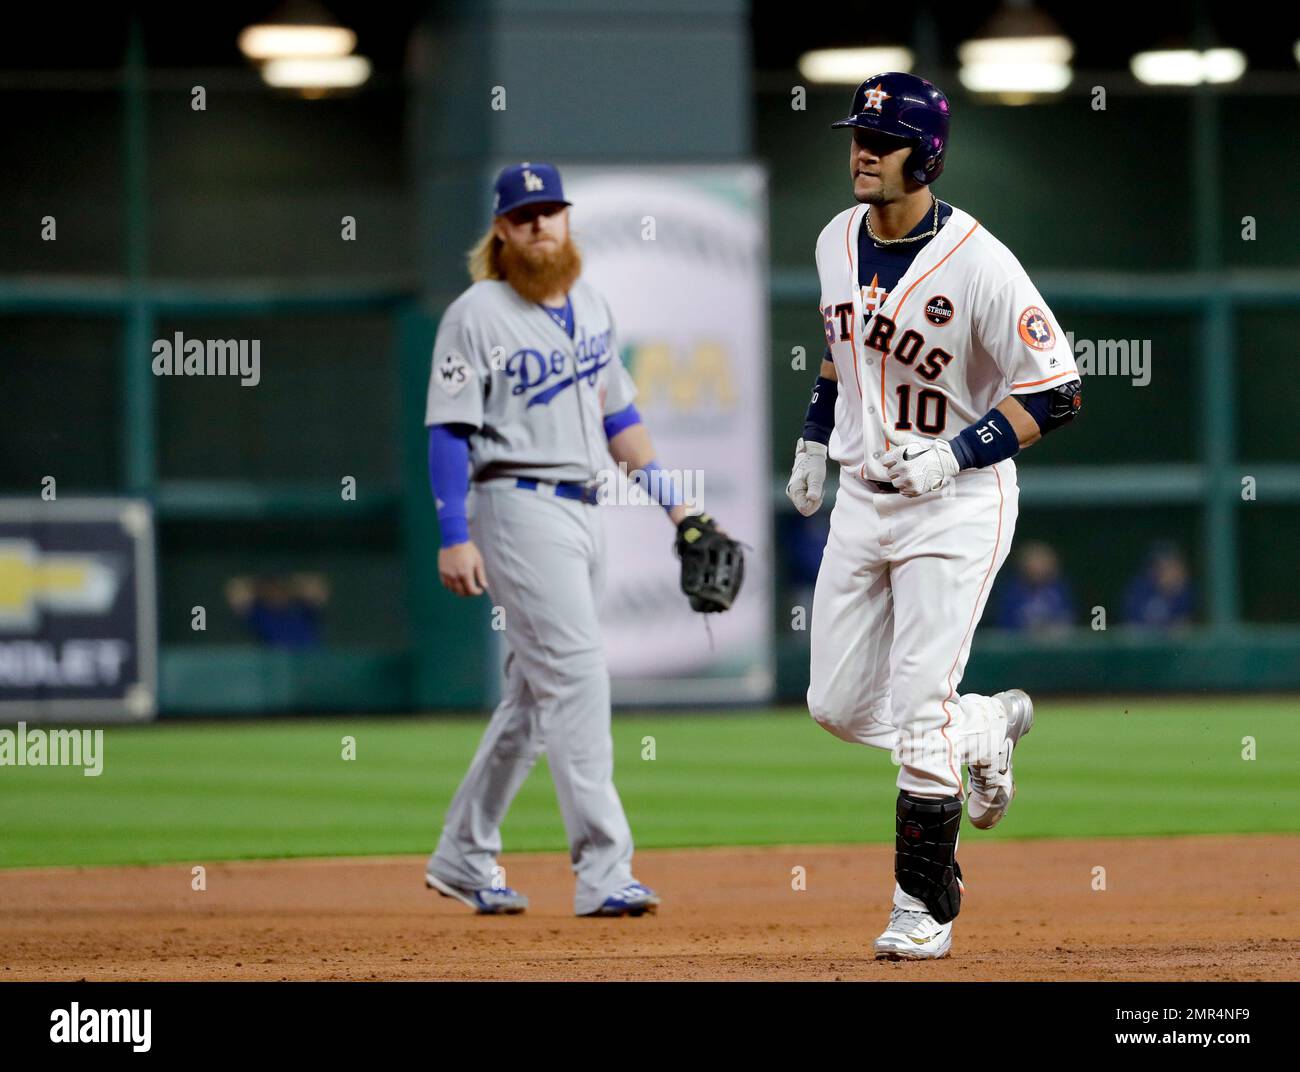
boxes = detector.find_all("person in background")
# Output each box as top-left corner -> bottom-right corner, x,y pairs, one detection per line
1123,543 -> 1195,629
225,573 -> 330,648
996,541 -> 1075,633
779,510 -> 832,615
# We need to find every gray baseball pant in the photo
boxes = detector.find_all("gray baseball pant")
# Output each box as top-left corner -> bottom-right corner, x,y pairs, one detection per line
426,482 -> 636,915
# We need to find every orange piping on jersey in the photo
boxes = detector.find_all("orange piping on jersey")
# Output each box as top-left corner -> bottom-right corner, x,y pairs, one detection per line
843,207 -> 869,479
938,463 -> 1004,797
880,220 -> 982,452
1012,369 -> 1076,389
843,207 -> 863,399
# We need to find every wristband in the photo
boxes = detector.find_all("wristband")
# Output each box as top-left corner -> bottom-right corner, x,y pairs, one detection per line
631,459 -> 684,511
949,408 -> 1020,470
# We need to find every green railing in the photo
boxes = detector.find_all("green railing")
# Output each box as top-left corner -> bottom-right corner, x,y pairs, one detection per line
9,266 -> 1300,710
1,277 -> 422,713
5,21 -> 1296,711
768,263 -> 1300,696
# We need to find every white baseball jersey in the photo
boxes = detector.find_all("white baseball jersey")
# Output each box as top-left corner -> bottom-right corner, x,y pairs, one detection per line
424,277 -> 637,483
814,203 -> 1079,482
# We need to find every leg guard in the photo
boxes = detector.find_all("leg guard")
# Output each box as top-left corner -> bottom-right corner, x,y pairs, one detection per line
895,791 -> 963,924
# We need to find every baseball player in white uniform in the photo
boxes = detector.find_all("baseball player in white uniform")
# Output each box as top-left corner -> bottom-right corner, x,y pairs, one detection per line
785,74 -> 1083,959
422,162 -> 721,918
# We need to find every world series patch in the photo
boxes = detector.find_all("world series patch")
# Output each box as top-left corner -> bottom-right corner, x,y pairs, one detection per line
1017,306 -> 1055,351
925,295 -> 954,326
436,351 -> 472,397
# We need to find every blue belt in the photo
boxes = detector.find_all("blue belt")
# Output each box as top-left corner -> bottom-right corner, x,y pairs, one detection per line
514,477 -> 600,505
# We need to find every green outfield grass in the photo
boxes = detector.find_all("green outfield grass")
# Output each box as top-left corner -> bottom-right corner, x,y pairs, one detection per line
0,697 -> 1296,868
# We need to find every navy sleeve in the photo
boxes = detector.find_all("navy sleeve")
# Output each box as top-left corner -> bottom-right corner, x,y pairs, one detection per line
802,375 -> 838,445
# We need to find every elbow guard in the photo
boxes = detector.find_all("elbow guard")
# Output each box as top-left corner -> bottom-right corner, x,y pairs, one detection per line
1015,378 -> 1082,435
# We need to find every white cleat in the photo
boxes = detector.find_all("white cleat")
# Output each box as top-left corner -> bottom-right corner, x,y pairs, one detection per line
966,688 -> 1034,831
873,906 -> 953,961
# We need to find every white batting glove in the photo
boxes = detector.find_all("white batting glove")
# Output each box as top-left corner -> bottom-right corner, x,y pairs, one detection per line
881,439 -> 960,497
785,438 -> 828,516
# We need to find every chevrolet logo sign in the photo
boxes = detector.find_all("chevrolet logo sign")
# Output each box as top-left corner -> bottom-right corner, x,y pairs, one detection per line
0,540 -> 121,631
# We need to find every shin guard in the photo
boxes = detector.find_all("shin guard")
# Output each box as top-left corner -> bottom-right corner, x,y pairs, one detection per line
895,791 -> 963,924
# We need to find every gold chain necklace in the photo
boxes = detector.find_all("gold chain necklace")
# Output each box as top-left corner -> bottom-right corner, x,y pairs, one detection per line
865,196 -> 940,246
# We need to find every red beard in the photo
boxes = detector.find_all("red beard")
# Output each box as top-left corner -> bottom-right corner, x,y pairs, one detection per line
500,237 -> 582,304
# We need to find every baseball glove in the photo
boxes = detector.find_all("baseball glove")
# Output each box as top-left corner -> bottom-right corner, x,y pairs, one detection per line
674,513 -> 744,613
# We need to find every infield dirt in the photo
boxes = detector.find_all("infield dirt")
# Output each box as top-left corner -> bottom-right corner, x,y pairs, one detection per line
2,834 -> 1295,981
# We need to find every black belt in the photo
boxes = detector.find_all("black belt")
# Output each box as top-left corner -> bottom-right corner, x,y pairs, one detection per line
513,477 -> 601,505
863,478 -> 900,494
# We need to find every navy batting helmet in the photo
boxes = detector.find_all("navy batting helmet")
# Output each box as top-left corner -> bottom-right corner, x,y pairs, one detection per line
831,72 -> 951,185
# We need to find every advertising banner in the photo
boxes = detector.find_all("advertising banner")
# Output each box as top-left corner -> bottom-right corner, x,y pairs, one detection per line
563,165 -> 773,703
0,499 -> 157,722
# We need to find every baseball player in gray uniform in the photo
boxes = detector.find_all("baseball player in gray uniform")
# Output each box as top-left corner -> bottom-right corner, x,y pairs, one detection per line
422,162 -> 721,918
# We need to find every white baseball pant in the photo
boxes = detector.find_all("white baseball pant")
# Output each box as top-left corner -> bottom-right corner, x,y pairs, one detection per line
807,459 -> 1020,797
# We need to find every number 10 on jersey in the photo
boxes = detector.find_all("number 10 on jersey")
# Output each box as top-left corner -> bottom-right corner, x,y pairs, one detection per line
893,384 -> 949,435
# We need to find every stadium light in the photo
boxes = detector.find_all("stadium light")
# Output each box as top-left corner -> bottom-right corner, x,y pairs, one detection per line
797,47 -> 914,85
957,2 -> 1073,102
239,1 -> 356,60
1203,48 -> 1247,84
239,24 -> 356,60
261,55 -> 372,93
1131,48 -> 1247,86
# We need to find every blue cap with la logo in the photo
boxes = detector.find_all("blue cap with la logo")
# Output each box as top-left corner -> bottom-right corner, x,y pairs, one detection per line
492,162 -> 572,217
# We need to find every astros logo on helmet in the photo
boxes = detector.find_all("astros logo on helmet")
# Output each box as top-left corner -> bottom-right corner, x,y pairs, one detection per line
861,83 -> 892,112
831,71 -> 951,185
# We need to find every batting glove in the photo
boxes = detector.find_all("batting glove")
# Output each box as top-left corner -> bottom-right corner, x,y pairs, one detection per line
786,438 -> 828,516
881,439 -> 959,497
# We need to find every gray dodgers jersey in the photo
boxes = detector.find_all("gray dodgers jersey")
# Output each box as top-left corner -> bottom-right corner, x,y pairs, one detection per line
425,278 -> 638,483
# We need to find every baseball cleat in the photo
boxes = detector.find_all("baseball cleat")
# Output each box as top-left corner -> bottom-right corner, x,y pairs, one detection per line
425,871 -> 529,914
873,907 -> 953,960
581,882 -> 661,917
966,688 -> 1034,831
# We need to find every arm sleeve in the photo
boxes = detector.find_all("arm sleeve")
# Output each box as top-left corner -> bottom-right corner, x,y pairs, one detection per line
428,424 -> 471,548
975,272 -> 1079,395
424,313 -> 487,428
